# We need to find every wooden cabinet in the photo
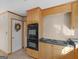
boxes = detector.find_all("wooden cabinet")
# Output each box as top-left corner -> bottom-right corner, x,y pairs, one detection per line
42,1 -> 78,29
61,49 -> 74,59
39,42 -> 53,59
61,48 -> 78,59
26,7 -> 43,38
25,2 -> 78,59
74,48 -> 78,59
39,42 -> 66,59
71,1 -> 78,29
39,42 -> 65,59
39,42 -> 77,59
26,48 -> 38,59
51,45 -> 65,59
26,7 -> 41,24
26,7 -> 43,59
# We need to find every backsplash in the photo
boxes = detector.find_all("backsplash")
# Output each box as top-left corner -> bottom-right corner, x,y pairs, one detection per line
43,12 -> 78,40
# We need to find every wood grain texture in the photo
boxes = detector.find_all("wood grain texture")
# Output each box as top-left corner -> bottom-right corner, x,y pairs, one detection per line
71,1 -> 78,29
42,3 -> 72,16
26,7 -> 41,24
26,7 -> 43,39
26,48 -> 38,59
25,2 -> 78,59
39,42 -> 77,59
61,48 -> 78,59
42,1 -> 78,29
74,48 -> 78,59
26,7 -> 43,59
39,42 -> 53,59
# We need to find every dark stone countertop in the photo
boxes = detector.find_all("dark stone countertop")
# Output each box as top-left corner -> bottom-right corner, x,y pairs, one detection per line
40,38 -> 78,47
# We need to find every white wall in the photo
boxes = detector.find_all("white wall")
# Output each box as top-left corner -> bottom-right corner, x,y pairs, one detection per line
43,13 -> 77,40
8,12 -> 23,53
0,11 -> 23,54
0,12 -> 9,53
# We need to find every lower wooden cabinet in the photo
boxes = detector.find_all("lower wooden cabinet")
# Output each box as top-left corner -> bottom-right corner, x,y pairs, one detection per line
61,50 -> 74,59
26,42 -> 77,59
74,48 -> 78,59
39,42 -> 64,59
61,48 -> 78,59
39,42 -> 77,59
39,42 -> 53,59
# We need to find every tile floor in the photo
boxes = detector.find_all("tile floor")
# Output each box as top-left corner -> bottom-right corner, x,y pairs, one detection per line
8,49 -> 34,59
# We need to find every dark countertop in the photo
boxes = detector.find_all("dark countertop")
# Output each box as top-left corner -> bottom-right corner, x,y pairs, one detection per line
40,38 -> 78,47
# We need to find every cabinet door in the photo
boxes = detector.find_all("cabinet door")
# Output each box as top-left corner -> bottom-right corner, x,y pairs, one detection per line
74,48 -> 78,59
26,8 -> 41,24
51,45 -> 65,59
26,12 -> 32,24
71,1 -> 78,29
39,42 -> 52,59
61,50 -> 74,59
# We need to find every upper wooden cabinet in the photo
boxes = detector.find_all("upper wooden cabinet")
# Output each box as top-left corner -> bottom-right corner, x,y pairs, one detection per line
71,1 -> 78,29
42,3 -> 72,16
26,7 -> 42,24
72,1 -> 78,16
42,1 -> 78,29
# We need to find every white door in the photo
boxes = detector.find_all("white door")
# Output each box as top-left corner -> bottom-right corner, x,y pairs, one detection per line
12,19 -> 22,52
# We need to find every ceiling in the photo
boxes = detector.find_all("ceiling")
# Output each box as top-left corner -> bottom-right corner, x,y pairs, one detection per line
0,0 -> 75,16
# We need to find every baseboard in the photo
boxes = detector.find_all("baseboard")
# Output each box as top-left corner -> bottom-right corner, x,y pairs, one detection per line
11,48 -> 23,54
0,48 -> 24,55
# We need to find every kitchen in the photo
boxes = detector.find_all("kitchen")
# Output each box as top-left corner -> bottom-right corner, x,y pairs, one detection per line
25,1 -> 78,59
0,0 -> 78,59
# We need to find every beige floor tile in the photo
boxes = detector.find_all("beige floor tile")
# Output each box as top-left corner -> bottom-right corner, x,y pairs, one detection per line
8,49 -> 34,59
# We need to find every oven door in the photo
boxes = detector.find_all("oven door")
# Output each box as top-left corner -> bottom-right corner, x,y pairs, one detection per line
27,41 -> 38,50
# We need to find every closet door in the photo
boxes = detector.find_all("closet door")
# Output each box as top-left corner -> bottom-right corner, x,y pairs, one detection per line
12,19 -> 22,52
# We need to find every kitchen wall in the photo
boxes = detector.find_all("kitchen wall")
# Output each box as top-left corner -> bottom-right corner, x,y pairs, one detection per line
43,12 -> 77,40
0,11 -> 23,54
8,12 -> 23,53
0,12 -> 9,53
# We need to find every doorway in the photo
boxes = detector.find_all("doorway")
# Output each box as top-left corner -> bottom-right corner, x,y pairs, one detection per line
11,19 -> 23,52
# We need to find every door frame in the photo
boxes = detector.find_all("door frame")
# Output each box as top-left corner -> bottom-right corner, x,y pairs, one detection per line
11,18 -> 24,53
